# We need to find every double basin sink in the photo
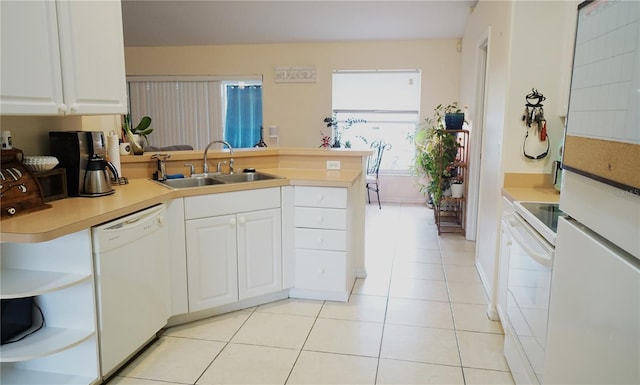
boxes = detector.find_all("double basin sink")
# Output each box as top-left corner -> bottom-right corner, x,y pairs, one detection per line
159,171 -> 282,189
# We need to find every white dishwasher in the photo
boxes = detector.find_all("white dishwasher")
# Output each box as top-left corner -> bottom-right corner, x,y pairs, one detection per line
92,204 -> 170,378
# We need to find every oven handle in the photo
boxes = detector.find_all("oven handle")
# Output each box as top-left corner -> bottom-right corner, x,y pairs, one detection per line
503,213 -> 553,269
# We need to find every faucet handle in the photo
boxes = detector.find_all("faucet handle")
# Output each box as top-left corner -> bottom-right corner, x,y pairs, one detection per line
184,163 -> 195,177
151,153 -> 171,161
216,161 -> 228,173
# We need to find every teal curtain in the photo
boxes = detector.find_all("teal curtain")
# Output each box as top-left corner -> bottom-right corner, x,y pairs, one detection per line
225,85 -> 262,148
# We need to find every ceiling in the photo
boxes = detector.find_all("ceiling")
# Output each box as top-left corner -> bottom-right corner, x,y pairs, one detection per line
121,0 -> 478,47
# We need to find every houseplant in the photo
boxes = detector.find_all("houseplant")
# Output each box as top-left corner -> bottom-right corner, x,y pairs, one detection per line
323,115 -> 366,148
122,114 -> 152,155
433,102 -> 467,130
412,104 -> 461,204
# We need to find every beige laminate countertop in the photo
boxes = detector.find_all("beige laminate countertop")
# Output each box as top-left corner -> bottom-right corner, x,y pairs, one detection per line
502,187 -> 560,203
0,168 -> 361,243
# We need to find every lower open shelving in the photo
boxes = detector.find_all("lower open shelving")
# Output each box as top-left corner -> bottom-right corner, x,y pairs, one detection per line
0,230 -> 99,385
1,336 -> 98,385
434,197 -> 466,235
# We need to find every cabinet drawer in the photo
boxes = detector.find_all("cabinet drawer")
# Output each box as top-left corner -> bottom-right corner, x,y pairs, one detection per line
295,228 -> 346,251
185,187 -> 280,219
294,249 -> 346,292
295,187 -> 347,209
295,207 -> 346,230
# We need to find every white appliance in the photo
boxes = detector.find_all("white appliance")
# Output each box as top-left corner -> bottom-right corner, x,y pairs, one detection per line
544,172 -> 640,384
92,204 -> 170,377
543,1 -> 640,383
501,201 -> 562,385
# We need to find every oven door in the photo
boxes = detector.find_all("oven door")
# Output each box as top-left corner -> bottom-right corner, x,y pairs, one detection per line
502,212 -> 553,385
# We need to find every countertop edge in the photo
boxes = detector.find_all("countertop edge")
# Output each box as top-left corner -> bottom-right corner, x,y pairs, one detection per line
502,187 -> 560,203
1,168 -> 362,243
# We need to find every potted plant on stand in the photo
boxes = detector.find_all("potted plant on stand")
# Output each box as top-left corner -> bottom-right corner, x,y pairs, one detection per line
122,114 -> 152,155
438,102 -> 466,130
412,104 -> 461,206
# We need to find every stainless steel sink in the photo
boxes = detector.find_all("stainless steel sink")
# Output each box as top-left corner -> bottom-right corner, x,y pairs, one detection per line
158,172 -> 281,188
213,172 -> 281,183
160,177 -> 224,188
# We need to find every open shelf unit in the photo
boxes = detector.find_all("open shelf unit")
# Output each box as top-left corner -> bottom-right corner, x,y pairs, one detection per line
433,129 -> 469,235
0,230 -> 99,385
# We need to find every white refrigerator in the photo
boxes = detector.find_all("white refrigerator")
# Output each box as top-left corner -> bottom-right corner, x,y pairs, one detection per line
544,1 -> 640,383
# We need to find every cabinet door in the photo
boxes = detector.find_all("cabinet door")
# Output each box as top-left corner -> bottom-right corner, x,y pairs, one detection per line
56,0 -> 127,115
0,1 -> 65,115
237,209 -> 282,300
186,215 -> 238,311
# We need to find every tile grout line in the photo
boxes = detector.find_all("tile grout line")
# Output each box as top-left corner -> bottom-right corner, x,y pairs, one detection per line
373,206 -> 402,385
443,250 -> 469,385
282,300 -> 326,384
190,306 -> 258,384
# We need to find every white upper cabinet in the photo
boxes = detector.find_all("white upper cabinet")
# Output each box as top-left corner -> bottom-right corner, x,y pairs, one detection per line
0,0 -> 127,115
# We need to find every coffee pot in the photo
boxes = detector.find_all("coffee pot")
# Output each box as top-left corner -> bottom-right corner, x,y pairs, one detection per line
83,155 -> 117,196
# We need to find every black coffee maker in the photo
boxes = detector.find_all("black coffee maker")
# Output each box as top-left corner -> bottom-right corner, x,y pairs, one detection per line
49,131 -> 117,197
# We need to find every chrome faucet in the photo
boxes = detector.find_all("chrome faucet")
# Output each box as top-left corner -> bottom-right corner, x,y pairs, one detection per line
203,140 -> 234,174
151,153 -> 171,181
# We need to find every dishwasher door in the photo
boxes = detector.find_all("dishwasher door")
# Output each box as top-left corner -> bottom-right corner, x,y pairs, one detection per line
92,204 -> 170,377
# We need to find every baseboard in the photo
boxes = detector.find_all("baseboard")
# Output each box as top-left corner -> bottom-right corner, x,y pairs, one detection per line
475,259 -> 499,321
289,288 -> 349,302
166,290 -> 290,327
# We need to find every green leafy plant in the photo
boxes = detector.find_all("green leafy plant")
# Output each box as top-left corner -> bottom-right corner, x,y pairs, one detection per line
323,114 -> 366,147
122,114 -> 153,146
411,104 -> 461,204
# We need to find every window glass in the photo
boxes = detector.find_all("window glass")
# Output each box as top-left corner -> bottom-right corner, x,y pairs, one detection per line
332,71 -> 421,174
127,76 -> 262,149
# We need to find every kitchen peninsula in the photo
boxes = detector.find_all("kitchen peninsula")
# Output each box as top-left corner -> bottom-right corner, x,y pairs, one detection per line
0,147 -> 370,384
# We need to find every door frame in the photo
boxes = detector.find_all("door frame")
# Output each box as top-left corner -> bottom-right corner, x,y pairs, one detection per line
466,27 -> 491,241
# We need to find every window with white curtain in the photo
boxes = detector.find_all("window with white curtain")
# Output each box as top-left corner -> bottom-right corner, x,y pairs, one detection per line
332,70 -> 421,174
127,75 -> 262,150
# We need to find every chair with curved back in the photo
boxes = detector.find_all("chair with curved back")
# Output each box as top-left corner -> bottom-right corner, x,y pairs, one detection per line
366,140 -> 392,209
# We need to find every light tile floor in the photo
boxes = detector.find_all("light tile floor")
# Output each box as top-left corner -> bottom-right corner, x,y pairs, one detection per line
108,203 -> 513,385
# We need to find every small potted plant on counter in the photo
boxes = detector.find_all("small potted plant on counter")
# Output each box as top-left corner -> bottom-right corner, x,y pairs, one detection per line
122,114 -> 152,155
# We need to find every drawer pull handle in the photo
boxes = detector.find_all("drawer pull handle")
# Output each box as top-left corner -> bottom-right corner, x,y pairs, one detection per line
317,237 -> 324,244
318,268 -> 325,274
230,218 -> 236,226
318,216 -> 324,223
239,216 -> 246,224
316,194 -> 323,202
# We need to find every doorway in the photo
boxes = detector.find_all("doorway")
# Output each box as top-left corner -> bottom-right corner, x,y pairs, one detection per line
466,32 -> 490,241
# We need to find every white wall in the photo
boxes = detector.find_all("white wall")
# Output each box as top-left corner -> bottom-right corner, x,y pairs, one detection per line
124,40 -> 461,149
123,40 -> 462,203
459,0 -> 512,313
0,115 -> 119,156
459,0 -> 577,316
502,1 -> 578,174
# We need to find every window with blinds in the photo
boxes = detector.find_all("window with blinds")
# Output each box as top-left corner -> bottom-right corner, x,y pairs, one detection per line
127,76 -> 262,150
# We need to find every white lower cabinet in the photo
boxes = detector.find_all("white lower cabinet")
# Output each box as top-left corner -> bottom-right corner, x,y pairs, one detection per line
0,230 -> 99,385
290,186 -> 354,301
184,188 -> 283,313
237,209 -> 282,300
186,215 -> 239,311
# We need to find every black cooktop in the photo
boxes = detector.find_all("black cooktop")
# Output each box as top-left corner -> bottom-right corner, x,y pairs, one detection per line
519,202 -> 566,233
